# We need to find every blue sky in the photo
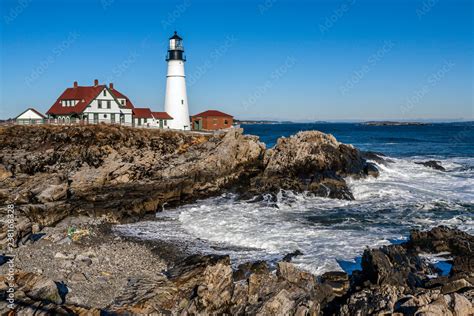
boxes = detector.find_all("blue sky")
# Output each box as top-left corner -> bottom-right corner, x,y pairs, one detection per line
1,0 -> 472,121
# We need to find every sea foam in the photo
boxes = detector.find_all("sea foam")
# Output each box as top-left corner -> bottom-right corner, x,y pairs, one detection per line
114,156 -> 474,275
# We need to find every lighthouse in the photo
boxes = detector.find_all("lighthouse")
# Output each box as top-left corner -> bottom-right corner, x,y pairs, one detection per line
164,32 -> 191,130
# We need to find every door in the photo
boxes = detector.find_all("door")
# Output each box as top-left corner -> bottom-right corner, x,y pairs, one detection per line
159,120 -> 164,128
193,119 -> 202,130
111,113 -> 115,124
93,113 -> 98,124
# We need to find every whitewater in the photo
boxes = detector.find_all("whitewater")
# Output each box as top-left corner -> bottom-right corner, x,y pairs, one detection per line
114,154 -> 474,275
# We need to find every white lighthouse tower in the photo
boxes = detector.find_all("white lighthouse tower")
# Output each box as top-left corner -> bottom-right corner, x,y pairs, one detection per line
164,32 -> 190,130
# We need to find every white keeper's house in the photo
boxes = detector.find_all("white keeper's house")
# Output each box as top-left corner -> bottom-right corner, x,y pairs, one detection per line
45,79 -> 173,128
15,108 -> 46,125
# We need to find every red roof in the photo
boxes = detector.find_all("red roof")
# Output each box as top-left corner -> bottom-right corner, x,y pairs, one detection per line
110,88 -> 135,109
152,112 -> 173,120
46,83 -> 134,115
192,110 -> 233,118
133,108 -> 154,118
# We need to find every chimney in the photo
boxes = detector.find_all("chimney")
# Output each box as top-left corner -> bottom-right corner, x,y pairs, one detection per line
73,81 -> 78,88
109,83 -> 114,90
94,79 -> 99,86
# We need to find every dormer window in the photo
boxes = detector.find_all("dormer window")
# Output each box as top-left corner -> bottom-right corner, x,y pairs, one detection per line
103,90 -> 107,96
121,100 -> 125,105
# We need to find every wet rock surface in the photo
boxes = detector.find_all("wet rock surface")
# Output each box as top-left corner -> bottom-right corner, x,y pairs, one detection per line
415,160 -> 447,171
333,226 -> 474,316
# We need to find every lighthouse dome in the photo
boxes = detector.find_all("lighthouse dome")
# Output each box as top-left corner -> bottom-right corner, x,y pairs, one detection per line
170,31 -> 183,41
167,31 -> 185,60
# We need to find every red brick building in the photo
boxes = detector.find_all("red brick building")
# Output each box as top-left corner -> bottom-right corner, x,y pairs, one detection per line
191,110 -> 233,131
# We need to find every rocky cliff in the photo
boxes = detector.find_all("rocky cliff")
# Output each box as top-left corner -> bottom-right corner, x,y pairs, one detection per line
0,125 -> 376,246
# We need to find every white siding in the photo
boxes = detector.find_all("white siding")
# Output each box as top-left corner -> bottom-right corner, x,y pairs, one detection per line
17,109 -> 44,120
83,88 -> 133,126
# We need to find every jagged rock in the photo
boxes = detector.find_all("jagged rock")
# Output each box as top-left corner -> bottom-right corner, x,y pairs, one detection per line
249,131 -> 376,199
277,262 -> 315,291
360,244 -> 434,289
36,183 -> 68,203
0,165 -> 12,181
339,284 -> 404,315
361,151 -> 394,165
257,289 -> 295,315
452,293 -> 473,316
364,162 -> 380,177
282,249 -> 304,262
337,226 -> 474,316
13,272 -> 63,304
441,278 -> 472,294
233,260 -> 269,281
408,226 -> 474,257
320,271 -> 350,297
415,160 -> 446,171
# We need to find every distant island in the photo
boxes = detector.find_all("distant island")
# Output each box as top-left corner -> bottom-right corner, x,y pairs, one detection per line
235,120 -> 294,125
235,120 -> 331,125
362,121 -> 430,126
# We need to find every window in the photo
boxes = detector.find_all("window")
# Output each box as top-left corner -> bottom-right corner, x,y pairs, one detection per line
103,90 -> 106,96
107,101 -> 111,109
181,100 -> 184,105
138,118 -> 142,126
93,113 -> 98,124
164,120 -> 167,126
111,113 -> 115,123
224,120 -> 228,125
144,118 -> 147,123
121,100 -> 125,105
103,114 -> 107,118
98,100 -> 102,108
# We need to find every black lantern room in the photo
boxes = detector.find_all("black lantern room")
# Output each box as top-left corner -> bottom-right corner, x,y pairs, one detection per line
166,31 -> 186,61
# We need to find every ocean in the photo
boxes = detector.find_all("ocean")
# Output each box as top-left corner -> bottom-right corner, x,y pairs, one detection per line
115,122 -> 474,275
